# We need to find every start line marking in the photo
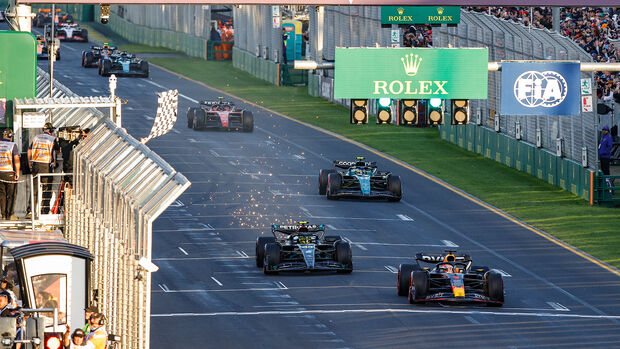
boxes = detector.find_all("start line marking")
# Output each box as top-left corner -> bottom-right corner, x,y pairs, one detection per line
151,307 -> 620,320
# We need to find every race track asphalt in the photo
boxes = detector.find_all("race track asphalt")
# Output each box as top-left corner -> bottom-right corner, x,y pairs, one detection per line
32,30 -> 620,348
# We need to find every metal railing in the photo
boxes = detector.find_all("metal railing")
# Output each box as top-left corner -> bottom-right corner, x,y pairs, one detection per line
32,68 -> 191,349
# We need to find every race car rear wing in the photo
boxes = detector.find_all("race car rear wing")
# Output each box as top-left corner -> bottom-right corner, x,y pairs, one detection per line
333,160 -> 377,169
200,100 -> 235,106
272,223 -> 325,234
91,45 -> 118,51
415,251 -> 472,264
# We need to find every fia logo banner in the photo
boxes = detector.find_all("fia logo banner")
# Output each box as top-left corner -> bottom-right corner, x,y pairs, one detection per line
513,71 -> 567,108
501,62 -> 580,116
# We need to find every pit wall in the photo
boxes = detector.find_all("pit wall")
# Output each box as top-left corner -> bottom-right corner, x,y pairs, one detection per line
440,123 -> 595,203
107,14 -> 207,59
232,47 -> 279,85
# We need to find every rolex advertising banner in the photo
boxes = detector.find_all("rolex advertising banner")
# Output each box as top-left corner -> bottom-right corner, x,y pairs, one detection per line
0,32 -> 37,124
334,48 -> 488,99
381,6 -> 460,25
500,62 -> 580,116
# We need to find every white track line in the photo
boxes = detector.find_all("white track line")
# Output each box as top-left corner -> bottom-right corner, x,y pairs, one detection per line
210,277 -> 223,287
151,308 -> 620,319
299,206 -> 313,217
274,281 -> 288,290
158,284 -> 170,293
145,80 -> 198,103
442,240 -> 459,247
547,302 -> 570,311
396,214 -> 414,221
464,316 -> 480,324
235,251 -> 249,258
384,265 -> 398,273
343,237 -> 367,251
178,247 -> 188,255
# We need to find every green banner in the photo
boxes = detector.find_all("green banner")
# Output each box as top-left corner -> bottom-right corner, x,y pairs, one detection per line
0,32 -> 37,124
381,6 -> 460,24
334,48 -> 488,99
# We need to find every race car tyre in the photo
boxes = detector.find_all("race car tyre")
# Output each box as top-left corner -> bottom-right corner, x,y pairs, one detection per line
319,169 -> 336,195
335,241 -> 353,273
397,264 -> 421,296
326,173 -> 342,200
324,235 -> 342,243
55,50 -> 61,61
194,108 -> 206,129
101,59 -> 111,77
140,61 -> 149,78
387,175 -> 402,202
81,52 -> 86,67
263,243 -> 281,275
242,111 -> 254,132
255,236 -> 276,268
186,108 -> 197,128
408,271 -> 429,304
485,271 -> 504,306
84,52 -> 94,67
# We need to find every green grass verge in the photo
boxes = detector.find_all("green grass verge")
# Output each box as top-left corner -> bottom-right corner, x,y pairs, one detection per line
146,58 -> 620,269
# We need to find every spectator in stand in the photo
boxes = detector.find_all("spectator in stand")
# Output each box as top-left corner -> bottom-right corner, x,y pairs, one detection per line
64,328 -> 86,348
83,305 -> 98,334
466,7 -> 620,98
402,25 -> 433,48
599,125 -> 613,175
0,278 -> 18,309
63,312 -> 108,349
0,128 -> 20,220
62,128 -> 89,185
0,291 -> 14,317
27,122 -> 60,215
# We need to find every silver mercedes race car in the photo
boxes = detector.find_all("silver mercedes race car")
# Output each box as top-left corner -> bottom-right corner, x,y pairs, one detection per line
256,222 -> 353,274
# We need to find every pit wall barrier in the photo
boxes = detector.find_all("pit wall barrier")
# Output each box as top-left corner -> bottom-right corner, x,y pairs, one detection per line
232,47 -> 279,85
30,4 -> 95,22
440,123 -> 596,204
107,14 -> 207,59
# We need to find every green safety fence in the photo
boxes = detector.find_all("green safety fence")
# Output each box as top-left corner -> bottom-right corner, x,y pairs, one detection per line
206,40 -> 233,61
30,4 -> 94,22
279,64 -> 308,86
441,123 -> 596,203
232,47 -> 279,85
108,16 -> 206,59
593,173 -> 620,206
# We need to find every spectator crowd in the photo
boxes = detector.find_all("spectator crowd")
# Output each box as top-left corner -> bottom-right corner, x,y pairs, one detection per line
466,7 -> 620,104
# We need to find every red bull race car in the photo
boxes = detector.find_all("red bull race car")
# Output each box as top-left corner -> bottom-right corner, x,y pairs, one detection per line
397,250 -> 504,306
186,99 -> 253,132
81,43 -> 117,68
256,222 -> 353,274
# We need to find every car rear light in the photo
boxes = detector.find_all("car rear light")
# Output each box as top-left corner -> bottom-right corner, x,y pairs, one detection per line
44,333 -> 63,349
